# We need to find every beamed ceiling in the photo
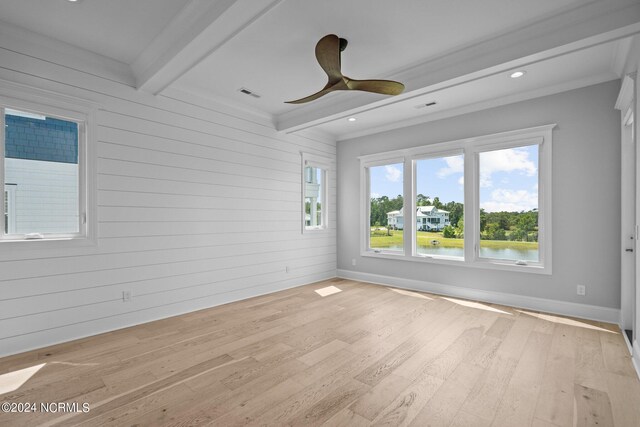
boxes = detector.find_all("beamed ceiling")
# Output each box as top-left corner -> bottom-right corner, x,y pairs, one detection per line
0,0 -> 639,140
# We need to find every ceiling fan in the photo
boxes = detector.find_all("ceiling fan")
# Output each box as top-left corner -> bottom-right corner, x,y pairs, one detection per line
285,34 -> 405,104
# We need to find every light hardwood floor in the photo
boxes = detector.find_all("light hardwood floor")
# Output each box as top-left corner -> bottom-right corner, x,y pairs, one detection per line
0,278 -> 639,426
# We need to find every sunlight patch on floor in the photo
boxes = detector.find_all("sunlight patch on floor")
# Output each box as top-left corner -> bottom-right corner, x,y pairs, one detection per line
0,363 -> 46,395
515,310 -> 616,333
441,297 -> 511,314
315,286 -> 342,297
388,288 -> 433,300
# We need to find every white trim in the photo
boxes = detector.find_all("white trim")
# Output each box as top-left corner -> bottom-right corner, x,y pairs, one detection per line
633,340 -> 640,381
134,0 -> 285,95
337,269 -> 621,324
0,80 -> 97,248
0,19 -> 133,86
338,74 -> 617,142
277,16 -> 640,134
359,125 -> 554,274
616,73 -> 636,112
360,158 -> 406,256
357,125 -> 554,163
0,270 -> 337,358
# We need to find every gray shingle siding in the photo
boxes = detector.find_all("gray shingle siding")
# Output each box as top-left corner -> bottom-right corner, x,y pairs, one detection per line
5,114 -> 78,164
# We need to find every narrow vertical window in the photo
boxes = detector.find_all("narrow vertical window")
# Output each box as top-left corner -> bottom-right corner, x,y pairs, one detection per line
304,166 -> 324,228
302,153 -> 329,232
368,162 -> 404,253
415,153 -> 464,259
478,144 -> 539,263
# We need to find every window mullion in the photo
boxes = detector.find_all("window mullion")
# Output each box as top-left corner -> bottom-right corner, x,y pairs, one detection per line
464,147 -> 477,262
404,156 -> 413,256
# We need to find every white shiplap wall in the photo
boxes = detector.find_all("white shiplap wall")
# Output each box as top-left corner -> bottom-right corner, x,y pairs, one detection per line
0,27 -> 337,357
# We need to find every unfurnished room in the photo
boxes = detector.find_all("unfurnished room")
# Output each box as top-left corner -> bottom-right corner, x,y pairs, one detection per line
1,1 -> 640,426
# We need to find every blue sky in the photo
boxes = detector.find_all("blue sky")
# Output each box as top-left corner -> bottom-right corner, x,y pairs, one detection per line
370,145 -> 538,212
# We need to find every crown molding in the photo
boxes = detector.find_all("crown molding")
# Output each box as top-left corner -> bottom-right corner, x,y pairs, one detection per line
338,74 -> 618,142
276,0 -> 640,134
133,0 -> 284,95
0,19 -> 134,86
160,86 -> 275,128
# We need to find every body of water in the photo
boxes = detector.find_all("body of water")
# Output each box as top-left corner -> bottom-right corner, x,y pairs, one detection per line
377,245 -> 538,261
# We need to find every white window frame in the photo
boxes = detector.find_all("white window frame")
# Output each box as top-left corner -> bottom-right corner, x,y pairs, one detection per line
359,124 -> 554,274
0,80 -> 97,249
302,152 -> 330,233
411,148 -> 465,262
360,156 -> 406,256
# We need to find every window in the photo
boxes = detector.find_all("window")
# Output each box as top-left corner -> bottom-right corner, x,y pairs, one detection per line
364,160 -> 404,254
415,153 -> 464,259
359,125 -> 553,273
479,144 -> 539,263
302,153 -> 329,232
0,82 -> 95,245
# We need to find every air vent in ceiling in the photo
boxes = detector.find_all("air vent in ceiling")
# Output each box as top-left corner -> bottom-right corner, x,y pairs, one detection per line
415,101 -> 437,109
238,87 -> 261,98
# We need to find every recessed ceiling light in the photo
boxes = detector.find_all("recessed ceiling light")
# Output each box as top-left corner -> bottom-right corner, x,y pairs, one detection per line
67,0 -> 79,2
510,71 -> 526,79
347,117 -> 356,122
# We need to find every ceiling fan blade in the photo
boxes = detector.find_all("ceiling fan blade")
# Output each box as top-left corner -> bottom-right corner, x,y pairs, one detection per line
345,78 -> 405,95
315,34 -> 343,82
285,87 -> 334,104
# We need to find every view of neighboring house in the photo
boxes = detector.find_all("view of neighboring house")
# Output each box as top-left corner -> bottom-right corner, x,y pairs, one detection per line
387,206 -> 450,231
4,110 -> 79,235
386,209 -> 403,230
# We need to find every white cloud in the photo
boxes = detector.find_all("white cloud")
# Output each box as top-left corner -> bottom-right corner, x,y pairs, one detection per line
481,189 -> 538,212
385,165 -> 402,182
437,156 -> 464,178
480,148 -> 536,188
458,176 -> 464,186
370,192 -> 381,199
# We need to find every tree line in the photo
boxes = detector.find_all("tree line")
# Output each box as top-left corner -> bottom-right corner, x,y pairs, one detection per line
370,194 -> 538,242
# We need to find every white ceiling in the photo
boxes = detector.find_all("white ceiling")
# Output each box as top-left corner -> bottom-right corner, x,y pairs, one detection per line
171,0 -> 588,116
0,0 -> 189,64
313,40 -> 623,139
0,0 -> 638,140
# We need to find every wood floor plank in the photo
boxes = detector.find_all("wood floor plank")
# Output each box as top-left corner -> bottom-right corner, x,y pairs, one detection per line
574,384 -> 615,427
349,373 -> 413,421
491,331 -> 552,427
408,362 -> 484,427
369,371 -> 443,426
533,324 -> 577,427
0,279 -> 638,427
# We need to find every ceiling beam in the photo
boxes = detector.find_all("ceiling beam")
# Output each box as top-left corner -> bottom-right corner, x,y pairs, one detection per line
133,0 -> 284,95
276,0 -> 640,134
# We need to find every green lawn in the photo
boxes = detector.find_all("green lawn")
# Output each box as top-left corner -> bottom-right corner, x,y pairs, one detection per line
370,228 -> 538,250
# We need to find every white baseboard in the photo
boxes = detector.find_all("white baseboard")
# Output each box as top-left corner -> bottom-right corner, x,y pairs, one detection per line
633,340 -> 640,381
0,270 -> 337,358
337,269 -> 620,324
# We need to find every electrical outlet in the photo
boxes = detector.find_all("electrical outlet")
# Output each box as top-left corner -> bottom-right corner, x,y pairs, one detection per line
122,290 -> 131,302
352,258 -> 356,266
576,285 -> 586,296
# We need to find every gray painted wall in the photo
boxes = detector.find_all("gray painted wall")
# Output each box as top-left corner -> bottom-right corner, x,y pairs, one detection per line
337,80 -> 621,309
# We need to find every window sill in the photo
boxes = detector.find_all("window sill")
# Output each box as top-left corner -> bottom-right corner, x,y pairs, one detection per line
0,236 -> 96,251
303,227 -> 328,234
360,251 -> 550,275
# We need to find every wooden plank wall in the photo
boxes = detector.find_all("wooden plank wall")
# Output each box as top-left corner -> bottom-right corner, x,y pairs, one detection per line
0,26 -> 337,357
